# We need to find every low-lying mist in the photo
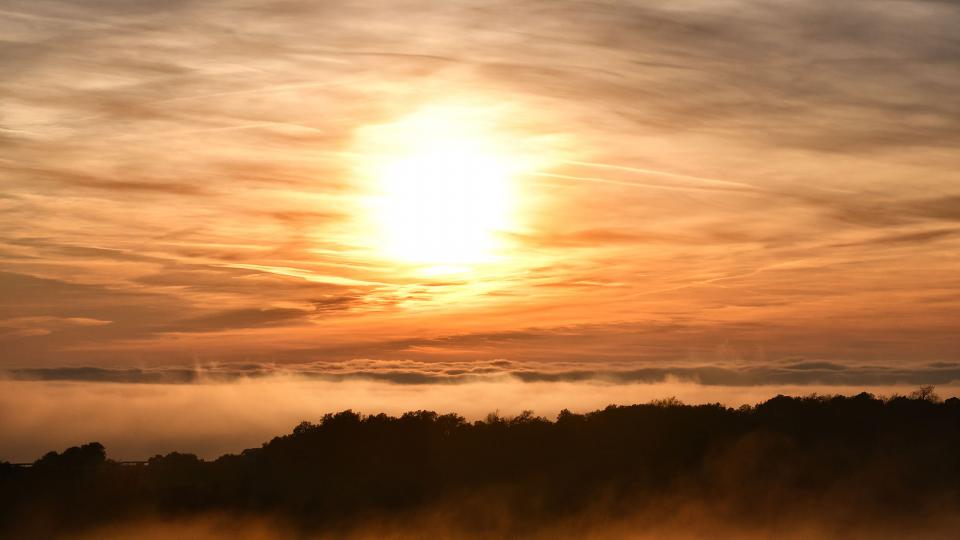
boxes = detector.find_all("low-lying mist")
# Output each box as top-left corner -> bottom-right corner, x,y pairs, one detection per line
67,506 -> 960,540
3,376 -> 957,461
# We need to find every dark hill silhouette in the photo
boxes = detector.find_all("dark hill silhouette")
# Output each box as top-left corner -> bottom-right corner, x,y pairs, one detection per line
2,389 -> 959,538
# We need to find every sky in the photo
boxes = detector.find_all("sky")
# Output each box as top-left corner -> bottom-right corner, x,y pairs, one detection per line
1,0 -> 959,458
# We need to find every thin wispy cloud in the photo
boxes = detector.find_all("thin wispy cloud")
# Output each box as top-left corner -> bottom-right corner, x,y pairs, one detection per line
1,0 -> 957,385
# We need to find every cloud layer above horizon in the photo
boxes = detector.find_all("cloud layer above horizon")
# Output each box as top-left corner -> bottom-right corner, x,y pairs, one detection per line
2,0 -> 959,387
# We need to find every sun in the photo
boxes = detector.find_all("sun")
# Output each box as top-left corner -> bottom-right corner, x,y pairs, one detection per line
356,105 -> 522,268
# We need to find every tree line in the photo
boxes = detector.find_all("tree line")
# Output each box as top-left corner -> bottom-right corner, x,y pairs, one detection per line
1,389 -> 959,538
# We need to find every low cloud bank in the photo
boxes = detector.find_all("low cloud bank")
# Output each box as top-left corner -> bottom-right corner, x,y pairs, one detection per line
7,358 -> 960,386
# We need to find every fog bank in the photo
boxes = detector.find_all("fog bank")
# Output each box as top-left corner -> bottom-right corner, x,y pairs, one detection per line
3,377 -> 957,462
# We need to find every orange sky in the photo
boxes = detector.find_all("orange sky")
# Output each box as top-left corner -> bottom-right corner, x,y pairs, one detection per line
2,0 -> 959,390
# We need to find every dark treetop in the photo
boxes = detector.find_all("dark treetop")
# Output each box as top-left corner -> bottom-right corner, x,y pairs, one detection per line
2,389 -> 959,538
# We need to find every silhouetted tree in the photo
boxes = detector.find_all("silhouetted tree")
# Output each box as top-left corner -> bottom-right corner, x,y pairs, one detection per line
2,389 -> 959,538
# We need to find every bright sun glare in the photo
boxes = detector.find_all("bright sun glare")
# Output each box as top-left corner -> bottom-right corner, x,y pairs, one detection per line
358,106 -> 521,269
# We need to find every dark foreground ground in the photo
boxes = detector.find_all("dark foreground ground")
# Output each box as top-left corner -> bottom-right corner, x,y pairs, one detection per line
2,389 -> 960,539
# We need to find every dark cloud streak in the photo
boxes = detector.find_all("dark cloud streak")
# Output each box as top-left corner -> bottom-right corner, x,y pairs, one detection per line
7,358 -> 960,387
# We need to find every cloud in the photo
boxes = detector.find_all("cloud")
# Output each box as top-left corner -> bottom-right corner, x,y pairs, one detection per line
826,228 -> 959,248
164,308 -> 313,333
311,295 -> 366,313
0,0 -> 958,375
0,271 -> 180,329
0,316 -> 112,338
5,366 -> 203,384
6,357 -> 960,387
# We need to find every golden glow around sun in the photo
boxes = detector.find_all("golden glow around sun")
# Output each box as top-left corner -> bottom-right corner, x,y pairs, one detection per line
356,105 -> 525,268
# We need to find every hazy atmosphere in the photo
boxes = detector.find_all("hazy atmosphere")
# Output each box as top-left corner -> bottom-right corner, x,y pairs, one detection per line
5,0 -> 959,361
5,2 -> 960,537
2,0 -> 959,511
0,4 -> 960,540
